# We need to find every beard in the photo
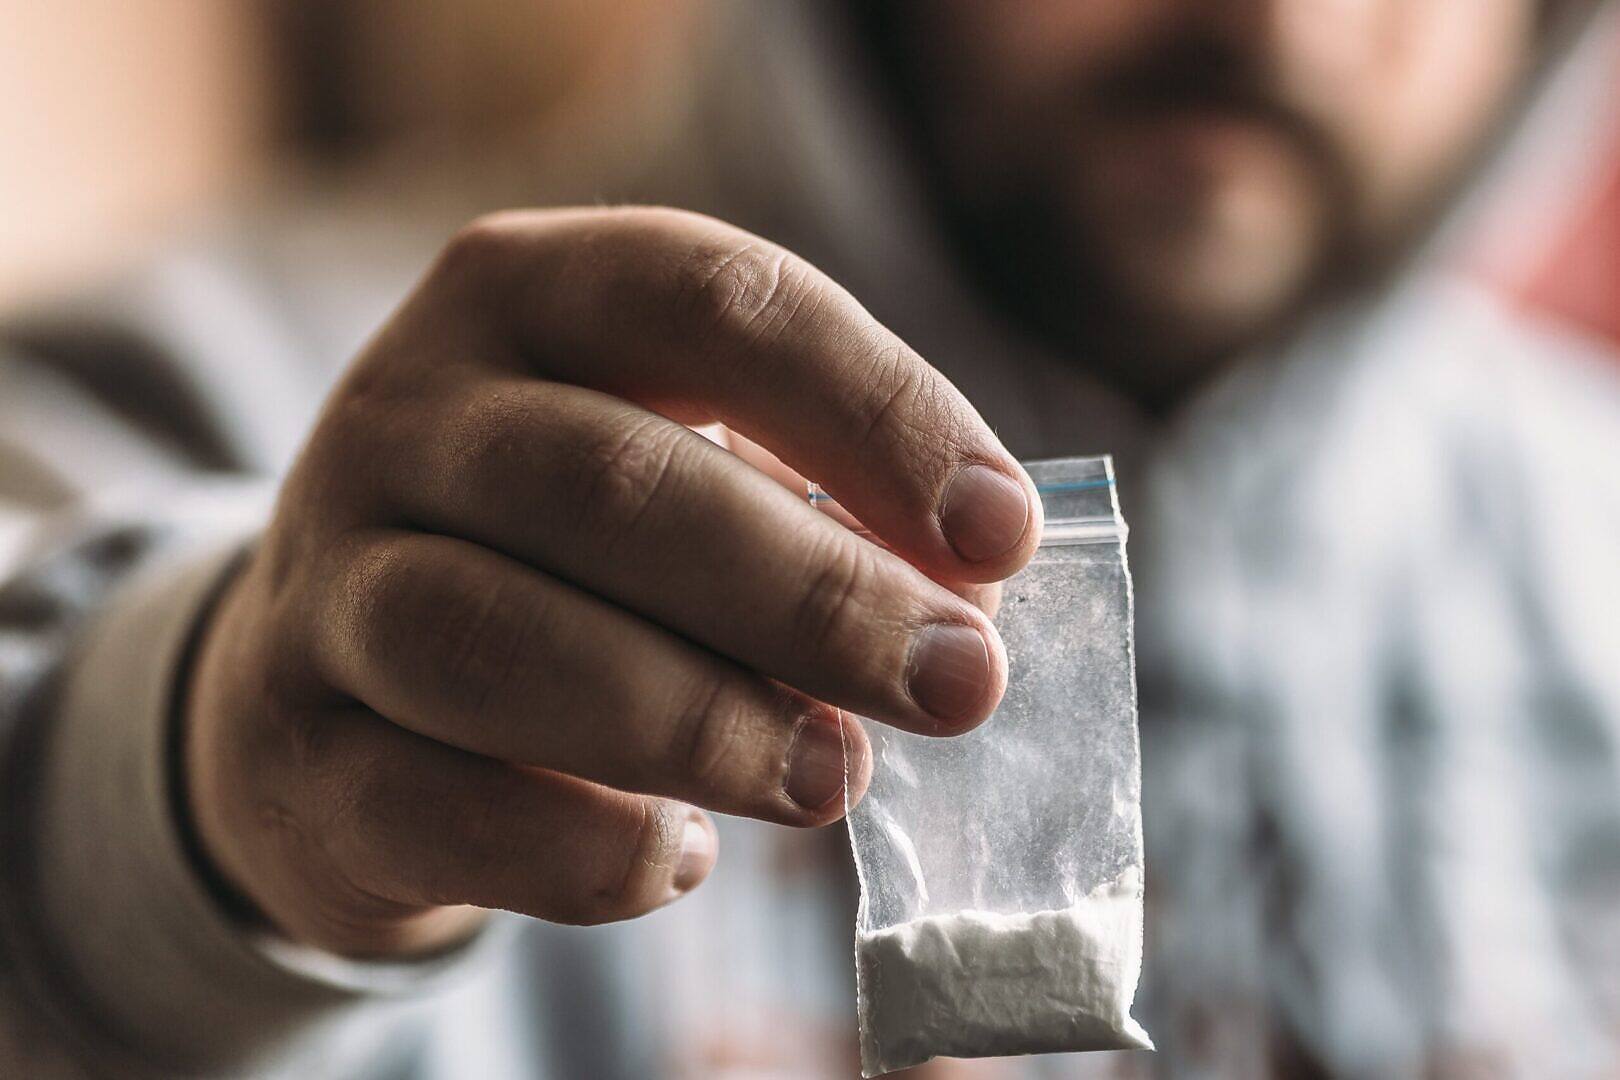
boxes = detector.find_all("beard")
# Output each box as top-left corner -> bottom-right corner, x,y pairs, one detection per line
879,17 -> 1370,406
954,113 -> 1359,403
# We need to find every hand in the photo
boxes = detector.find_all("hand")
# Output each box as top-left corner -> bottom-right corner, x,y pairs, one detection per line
182,207 -> 1041,957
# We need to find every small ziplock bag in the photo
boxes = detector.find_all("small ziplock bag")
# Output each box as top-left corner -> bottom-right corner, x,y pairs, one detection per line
813,456 -> 1152,1076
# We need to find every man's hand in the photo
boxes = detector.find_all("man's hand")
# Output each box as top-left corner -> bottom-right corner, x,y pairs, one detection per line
183,208 -> 1041,958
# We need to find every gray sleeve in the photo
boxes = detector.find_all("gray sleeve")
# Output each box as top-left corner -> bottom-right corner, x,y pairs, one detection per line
0,319 -> 494,1075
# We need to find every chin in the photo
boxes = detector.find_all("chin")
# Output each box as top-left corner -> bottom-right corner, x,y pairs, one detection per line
1153,250 -> 1310,337
1121,270 -> 1315,383
1057,119 -> 1333,347
1075,187 -> 1328,363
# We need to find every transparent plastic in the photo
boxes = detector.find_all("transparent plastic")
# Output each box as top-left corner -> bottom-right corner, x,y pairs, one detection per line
812,456 -> 1153,1075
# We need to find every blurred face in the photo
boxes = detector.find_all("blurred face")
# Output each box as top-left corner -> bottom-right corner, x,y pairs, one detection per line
879,0 -> 1540,399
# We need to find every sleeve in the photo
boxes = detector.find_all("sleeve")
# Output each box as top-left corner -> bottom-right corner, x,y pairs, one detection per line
0,330 -> 496,1077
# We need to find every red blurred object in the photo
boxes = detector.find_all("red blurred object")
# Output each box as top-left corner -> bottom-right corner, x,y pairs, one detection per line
1518,133 -> 1620,346
1496,14 -> 1620,351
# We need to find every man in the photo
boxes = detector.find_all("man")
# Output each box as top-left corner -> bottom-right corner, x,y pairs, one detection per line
3,1 -> 1619,1076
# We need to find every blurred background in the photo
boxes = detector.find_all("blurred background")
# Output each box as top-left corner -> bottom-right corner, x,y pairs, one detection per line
0,0 -> 693,307
1,0 -> 1617,342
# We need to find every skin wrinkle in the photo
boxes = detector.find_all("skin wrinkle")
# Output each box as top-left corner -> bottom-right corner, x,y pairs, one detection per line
416,378 -> 562,520
751,269 -> 834,364
849,351 -> 928,468
681,242 -> 800,357
435,764 -> 553,911
317,510 -> 856,826
180,196 -> 1023,957
791,532 -> 880,665
710,255 -> 848,418
318,534 -> 406,689
310,724 -> 421,912
442,561 -> 548,740
605,799 -> 681,913
557,218 -> 783,402
442,389 -> 554,514
685,246 -> 860,436
574,414 -> 693,560
443,386 -> 550,521
838,334 -> 1000,542
482,212 -> 1016,580
672,668 -> 750,798
564,428 -> 737,598
273,797 -> 423,950
429,368 -> 960,734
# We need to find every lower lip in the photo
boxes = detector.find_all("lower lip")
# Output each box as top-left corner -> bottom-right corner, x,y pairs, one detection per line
1085,109 -> 1312,199
1130,109 -> 1301,165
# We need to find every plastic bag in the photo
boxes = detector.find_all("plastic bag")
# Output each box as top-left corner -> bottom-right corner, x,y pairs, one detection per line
816,455 -> 1152,1075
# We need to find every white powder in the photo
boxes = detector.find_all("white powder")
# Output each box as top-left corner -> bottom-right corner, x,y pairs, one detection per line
855,870 -> 1154,1076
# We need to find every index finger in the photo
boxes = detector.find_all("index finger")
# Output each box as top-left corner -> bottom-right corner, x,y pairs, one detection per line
427,206 -> 1042,584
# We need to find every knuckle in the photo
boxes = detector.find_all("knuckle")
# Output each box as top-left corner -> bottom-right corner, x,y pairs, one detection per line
563,414 -> 688,548
314,376 -> 384,449
334,740 -> 522,911
852,343 -> 933,453
282,703 -> 339,772
792,538 -> 874,659
432,575 -> 537,730
672,239 -> 820,356
296,386 -> 399,512
332,743 -> 408,873
421,771 -> 529,907
327,537 -> 418,665
428,387 -> 540,504
669,676 -> 748,793
847,342 -> 966,492
324,534 -> 538,727
434,211 -> 530,285
260,791 -> 416,934
577,803 -> 679,924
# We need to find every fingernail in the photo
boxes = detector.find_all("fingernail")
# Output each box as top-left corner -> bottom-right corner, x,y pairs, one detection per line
674,812 -> 716,893
907,624 -> 991,723
785,716 -> 847,811
939,465 -> 1030,563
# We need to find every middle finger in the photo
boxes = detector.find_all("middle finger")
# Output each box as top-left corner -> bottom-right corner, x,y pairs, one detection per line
385,376 -> 1006,734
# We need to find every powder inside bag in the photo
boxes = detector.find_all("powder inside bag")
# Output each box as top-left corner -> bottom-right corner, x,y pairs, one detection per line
855,869 -> 1154,1076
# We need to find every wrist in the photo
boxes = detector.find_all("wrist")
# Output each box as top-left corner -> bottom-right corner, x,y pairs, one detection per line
170,550 -> 267,928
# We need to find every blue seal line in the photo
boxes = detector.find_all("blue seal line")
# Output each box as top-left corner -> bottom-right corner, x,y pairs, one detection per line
807,477 -> 1114,503
1030,479 -> 1115,494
